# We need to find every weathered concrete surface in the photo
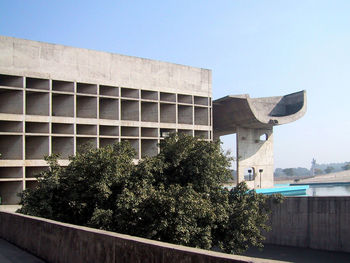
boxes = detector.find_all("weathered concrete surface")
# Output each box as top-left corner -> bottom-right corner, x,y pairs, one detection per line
0,211 -> 283,263
0,36 -> 211,97
244,244 -> 350,263
213,91 -> 306,188
213,91 -> 306,137
264,197 -> 350,253
0,238 -> 46,263
236,127 -> 274,188
0,36 -> 213,204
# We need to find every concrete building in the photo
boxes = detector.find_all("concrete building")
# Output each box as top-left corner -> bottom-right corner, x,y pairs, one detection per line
0,36 -> 306,204
213,92 -> 306,188
0,36 -> 212,204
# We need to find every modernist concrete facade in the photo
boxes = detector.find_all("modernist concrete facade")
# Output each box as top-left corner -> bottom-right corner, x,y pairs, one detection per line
0,36 -> 306,204
0,36 -> 212,204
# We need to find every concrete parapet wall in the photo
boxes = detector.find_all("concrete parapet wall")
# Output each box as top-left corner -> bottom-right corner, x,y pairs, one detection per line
0,36 -> 211,97
0,211 -> 270,263
264,197 -> 350,253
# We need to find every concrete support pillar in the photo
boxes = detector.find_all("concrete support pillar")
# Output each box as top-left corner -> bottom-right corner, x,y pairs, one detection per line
236,127 -> 274,189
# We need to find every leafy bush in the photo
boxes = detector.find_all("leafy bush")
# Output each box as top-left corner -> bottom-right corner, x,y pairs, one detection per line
18,134 -> 282,254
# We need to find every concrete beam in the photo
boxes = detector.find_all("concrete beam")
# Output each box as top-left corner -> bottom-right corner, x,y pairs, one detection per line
213,91 -> 306,137
0,36 -> 211,97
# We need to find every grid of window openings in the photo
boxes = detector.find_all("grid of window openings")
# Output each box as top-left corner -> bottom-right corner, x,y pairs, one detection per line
0,73 -> 212,204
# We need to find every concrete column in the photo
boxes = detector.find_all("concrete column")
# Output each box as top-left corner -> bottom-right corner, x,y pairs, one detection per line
22,77 -> 26,190
96,84 -> 100,148
49,79 -> 52,155
73,82 -> 77,154
118,88 -> 121,142
157,92 -> 160,154
236,127 -> 274,189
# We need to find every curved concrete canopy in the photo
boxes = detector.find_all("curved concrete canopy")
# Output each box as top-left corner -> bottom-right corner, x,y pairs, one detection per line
213,90 -> 306,136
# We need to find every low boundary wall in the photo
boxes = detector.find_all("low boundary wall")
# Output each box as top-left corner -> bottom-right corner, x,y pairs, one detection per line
264,196 -> 350,253
0,211 -> 270,263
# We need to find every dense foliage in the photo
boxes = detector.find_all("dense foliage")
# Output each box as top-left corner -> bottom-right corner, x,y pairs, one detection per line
342,163 -> 350,171
18,134 -> 282,254
324,166 -> 335,174
274,167 -> 310,177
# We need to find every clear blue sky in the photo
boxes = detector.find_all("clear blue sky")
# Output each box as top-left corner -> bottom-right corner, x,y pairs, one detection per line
1,0 -> 350,169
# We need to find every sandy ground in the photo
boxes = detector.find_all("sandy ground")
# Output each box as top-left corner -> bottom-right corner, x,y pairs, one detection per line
275,170 -> 350,184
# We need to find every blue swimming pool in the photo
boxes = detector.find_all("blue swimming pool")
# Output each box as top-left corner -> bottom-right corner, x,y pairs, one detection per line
256,182 -> 350,196
255,185 -> 309,196
302,182 -> 350,197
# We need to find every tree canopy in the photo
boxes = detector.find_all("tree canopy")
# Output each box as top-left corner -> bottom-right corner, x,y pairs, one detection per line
282,168 -> 294,177
18,134 -> 282,255
342,163 -> 350,171
324,166 -> 335,174
314,168 -> 324,175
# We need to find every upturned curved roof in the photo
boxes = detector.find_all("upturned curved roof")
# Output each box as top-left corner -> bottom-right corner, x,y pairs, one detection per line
213,90 -> 307,136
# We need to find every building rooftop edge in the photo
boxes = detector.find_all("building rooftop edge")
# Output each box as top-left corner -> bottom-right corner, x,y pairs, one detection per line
0,35 -> 212,72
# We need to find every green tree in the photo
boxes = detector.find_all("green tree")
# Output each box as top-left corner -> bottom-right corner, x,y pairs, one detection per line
314,168 -> 323,175
282,168 -> 294,177
342,163 -> 350,170
18,134 -> 282,255
324,166 -> 334,174
18,141 -> 135,225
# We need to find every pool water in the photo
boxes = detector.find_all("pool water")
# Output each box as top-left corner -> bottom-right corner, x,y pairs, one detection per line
306,183 -> 350,197
255,183 -> 350,196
